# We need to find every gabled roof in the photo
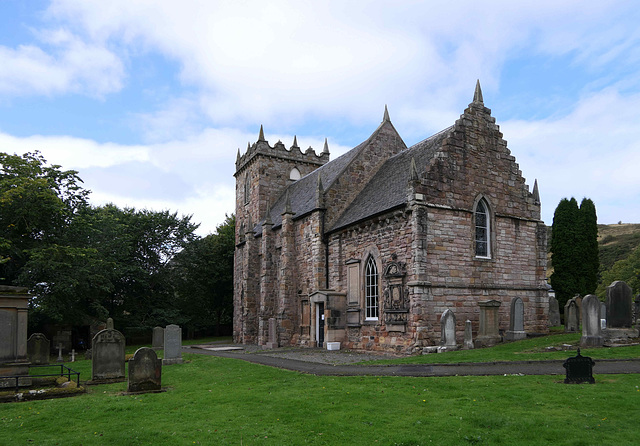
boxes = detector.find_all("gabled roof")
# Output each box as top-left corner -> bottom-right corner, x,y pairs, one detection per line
330,126 -> 453,231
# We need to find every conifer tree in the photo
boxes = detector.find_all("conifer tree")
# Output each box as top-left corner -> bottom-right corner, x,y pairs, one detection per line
578,198 -> 599,295
550,197 -> 580,309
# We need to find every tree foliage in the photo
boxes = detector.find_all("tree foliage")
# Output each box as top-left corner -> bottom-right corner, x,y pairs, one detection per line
596,244 -> 640,298
550,197 -> 599,309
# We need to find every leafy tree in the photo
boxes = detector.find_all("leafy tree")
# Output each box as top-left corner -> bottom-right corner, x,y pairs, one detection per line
0,151 -> 88,283
596,244 -> 640,298
173,214 -> 235,336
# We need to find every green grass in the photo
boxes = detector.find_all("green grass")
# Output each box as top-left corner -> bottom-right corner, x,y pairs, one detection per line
2,336 -> 640,445
359,332 -> 640,365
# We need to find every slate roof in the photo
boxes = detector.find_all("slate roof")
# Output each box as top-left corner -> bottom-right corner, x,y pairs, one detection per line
330,126 -> 453,231
254,123 -> 454,235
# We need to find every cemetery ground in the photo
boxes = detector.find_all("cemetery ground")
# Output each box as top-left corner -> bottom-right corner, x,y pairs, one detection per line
1,335 -> 639,445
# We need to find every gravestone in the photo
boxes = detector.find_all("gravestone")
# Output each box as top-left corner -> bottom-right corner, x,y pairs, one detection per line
127,347 -> 162,393
163,324 -> 183,365
580,295 -> 603,347
563,348 -> 595,384
0,286 -> 32,388
606,281 -> 633,328
564,298 -> 580,332
152,327 -> 164,350
27,333 -> 50,365
548,296 -> 561,327
440,309 -> 457,349
264,317 -> 278,349
505,297 -> 526,341
463,320 -> 474,350
475,300 -> 501,347
91,328 -> 125,381
52,330 -> 72,354
106,317 -> 114,330
604,281 -> 638,341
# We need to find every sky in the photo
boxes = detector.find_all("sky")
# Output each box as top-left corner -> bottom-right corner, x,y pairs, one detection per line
1,1 -> 639,235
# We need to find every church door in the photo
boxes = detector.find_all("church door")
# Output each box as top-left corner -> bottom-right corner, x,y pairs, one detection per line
316,302 -> 325,347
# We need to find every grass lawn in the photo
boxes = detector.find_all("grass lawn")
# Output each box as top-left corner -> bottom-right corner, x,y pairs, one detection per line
1,337 -> 639,445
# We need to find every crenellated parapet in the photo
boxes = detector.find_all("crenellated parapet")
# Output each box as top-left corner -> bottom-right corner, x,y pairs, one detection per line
234,126 -> 330,176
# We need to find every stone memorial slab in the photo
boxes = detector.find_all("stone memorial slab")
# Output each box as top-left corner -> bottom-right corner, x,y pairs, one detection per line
0,286 -> 31,387
564,298 -> 580,332
563,348 -> 595,384
463,320 -> 474,350
264,317 -> 278,349
152,326 -> 164,350
606,281 -> 633,328
91,328 -> 125,381
163,324 -> 183,365
127,347 -> 162,393
440,309 -> 457,349
106,317 -> 114,330
475,299 -> 501,347
548,296 -> 561,327
505,297 -> 526,341
52,330 -> 72,354
580,295 -> 603,348
27,333 -> 50,365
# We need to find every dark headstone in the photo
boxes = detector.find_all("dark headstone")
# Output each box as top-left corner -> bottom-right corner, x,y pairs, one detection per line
152,326 -> 164,350
563,349 -> 595,384
580,295 -> 603,347
564,298 -> 580,332
548,296 -> 561,327
607,281 -> 633,328
92,328 -> 125,380
127,347 -> 162,393
27,333 -> 50,365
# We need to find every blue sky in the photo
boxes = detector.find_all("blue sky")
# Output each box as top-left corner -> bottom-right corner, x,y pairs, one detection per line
1,0 -> 639,234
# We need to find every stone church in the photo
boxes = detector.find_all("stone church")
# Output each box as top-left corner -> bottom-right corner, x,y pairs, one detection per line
233,82 -> 548,353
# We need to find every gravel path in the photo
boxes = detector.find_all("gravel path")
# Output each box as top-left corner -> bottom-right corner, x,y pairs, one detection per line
184,343 -> 640,377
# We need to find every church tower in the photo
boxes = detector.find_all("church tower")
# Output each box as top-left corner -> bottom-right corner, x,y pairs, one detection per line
233,126 -> 329,344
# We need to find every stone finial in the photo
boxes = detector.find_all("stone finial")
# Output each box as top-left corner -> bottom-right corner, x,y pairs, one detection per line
409,157 -> 419,183
532,179 -> 540,204
258,125 -> 266,142
283,188 -> 294,216
263,202 -> 273,225
236,148 -> 241,163
473,79 -> 484,104
315,175 -> 325,208
323,138 -> 329,154
383,104 -> 390,122
292,135 -> 299,148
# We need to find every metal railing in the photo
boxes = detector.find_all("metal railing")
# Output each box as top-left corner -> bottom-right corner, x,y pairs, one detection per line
0,364 -> 81,392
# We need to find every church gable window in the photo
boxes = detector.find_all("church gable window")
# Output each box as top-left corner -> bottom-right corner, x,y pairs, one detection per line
474,198 -> 491,258
289,167 -> 301,181
244,174 -> 251,204
365,256 -> 379,320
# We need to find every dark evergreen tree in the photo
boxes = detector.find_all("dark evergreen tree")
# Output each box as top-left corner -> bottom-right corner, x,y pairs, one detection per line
578,198 -> 599,295
550,197 -> 580,309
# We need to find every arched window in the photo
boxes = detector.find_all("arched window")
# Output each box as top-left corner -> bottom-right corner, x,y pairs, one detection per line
365,256 -> 379,320
289,167 -> 301,181
475,198 -> 490,258
244,174 -> 250,204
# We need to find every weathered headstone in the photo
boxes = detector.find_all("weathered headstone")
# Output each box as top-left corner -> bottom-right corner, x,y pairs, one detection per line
27,333 -> 50,365
440,309 -> 457,349
463,320 -> 474,350
606,281 -> 633,328
475,299 -> 501,347
264,317 -> 278,349
52,330 -> 72,354
163,324 -> 183,365
56,343 -> 64,362
91,328 -> 125,381
127,347 -> 162,393
505,297 -> 526,341
563,348 -> 595,384
600,302 -> 607,324
580,295 -> 603,347
152,326 -> 164,350
106,317 -> 114,330
564,298 -> 580,332
548,296 -> 561,327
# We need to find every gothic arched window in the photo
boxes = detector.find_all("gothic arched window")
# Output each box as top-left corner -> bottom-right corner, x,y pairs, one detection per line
244,174 -> 250,204
475,198 -> 491,258
365,256 -> 379,320
289,167 -> 301,181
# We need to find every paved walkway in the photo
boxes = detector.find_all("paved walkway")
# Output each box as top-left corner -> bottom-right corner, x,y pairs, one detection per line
183,344 -> 640,377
